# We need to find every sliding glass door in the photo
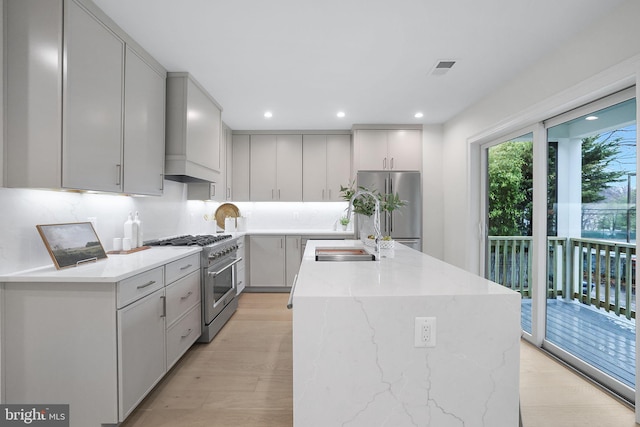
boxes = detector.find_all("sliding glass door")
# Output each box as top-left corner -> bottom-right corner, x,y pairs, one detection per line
483,88 -> 637,401
485,132 -> 534,334
545,91 -> 636,400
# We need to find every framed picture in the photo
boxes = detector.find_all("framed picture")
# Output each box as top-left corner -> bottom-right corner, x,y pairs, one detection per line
36,222 -> 107,269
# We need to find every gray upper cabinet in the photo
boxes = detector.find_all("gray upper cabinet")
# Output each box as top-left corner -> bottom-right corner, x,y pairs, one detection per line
249,135 -> 278,201
5,0 -> 63,189
123,48 -> 166,195
4,0 -> 166,194
302,134 -> 351,201
165,73 -> 222,183
231,134 -> 250,201
63,0 -> 124,192
353,128 -> 422,172
249,134 -> 302,201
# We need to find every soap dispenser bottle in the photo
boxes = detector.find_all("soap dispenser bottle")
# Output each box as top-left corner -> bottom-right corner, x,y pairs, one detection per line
124,212 -> 135,248
133,212 -> 143,248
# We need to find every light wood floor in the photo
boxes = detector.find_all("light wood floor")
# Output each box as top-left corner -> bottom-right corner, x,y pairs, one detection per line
122,293 -> 637,427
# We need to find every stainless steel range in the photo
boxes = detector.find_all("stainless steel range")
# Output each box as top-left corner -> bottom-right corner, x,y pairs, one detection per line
146,234 -> 240,342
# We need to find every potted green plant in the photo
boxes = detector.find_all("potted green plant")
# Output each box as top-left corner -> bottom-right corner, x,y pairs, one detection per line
339,216 -> 350,231
340,181 -> 378,241
380,191 -> 407,215
339,182 -> 377,216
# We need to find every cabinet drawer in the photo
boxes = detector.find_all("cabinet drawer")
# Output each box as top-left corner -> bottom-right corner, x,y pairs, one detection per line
166,304 -> 202,370
117,267 -> 164,308
165,253 -> 200,285
165,270 -> 201,326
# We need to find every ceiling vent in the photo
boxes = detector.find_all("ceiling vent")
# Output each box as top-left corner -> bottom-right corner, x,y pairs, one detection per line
429,60 -> 456,76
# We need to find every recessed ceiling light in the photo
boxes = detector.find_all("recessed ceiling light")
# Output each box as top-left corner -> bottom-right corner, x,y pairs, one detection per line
585,115 -> 598,121
337,111 -> 346,118
264,111 -> 273,118
414,112 -> 424,118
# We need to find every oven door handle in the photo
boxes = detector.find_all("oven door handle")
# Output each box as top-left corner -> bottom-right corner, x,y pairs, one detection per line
208,257 -> 242,277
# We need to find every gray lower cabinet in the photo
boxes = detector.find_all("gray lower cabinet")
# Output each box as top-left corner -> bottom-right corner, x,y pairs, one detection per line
286,236 -> 302,286
117,284 -> 166,420
236,236 -> 247,292
2,253 -> 200,426
249,235 -> 286,287
248,235 -> 302,289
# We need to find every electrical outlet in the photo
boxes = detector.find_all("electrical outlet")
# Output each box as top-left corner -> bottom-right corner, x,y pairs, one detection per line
414,317 -> 436,348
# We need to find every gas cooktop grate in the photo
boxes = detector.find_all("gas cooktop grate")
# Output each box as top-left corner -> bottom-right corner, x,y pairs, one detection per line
145,234 -> 232,247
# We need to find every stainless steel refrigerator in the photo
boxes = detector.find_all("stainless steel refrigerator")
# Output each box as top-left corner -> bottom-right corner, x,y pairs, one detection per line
357,171 -> 422,251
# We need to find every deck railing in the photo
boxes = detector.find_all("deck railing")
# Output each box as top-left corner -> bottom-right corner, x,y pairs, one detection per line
488,237 -> 532,297
488,236 -> 636,319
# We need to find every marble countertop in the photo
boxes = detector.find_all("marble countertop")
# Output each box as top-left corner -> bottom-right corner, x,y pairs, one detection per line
0,246 -> 202,283
233,229 -> 354,236
292,239 -> 521,426
295,239 -> 515,298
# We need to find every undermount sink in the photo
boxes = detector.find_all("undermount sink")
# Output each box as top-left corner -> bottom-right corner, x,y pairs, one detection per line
315,247 -> 376,262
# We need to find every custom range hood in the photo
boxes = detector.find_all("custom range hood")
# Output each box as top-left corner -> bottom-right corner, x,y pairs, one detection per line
165,72 -> 223,189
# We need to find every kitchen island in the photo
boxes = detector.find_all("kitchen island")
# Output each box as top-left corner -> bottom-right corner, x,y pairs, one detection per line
292,240 -> 521,427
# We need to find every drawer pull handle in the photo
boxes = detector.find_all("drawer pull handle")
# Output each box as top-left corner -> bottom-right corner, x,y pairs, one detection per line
181,328 -> 193,338
180,291 -> 193,300
179,264 -> 193,271
137,280 -> 156,289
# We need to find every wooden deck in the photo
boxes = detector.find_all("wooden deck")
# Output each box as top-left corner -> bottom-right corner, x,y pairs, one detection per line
521,298 -> 635,388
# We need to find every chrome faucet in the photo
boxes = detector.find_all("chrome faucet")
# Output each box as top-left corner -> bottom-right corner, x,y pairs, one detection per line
347,190 -> 381,255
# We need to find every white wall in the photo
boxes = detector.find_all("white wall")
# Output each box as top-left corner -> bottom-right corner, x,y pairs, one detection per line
0,185 -> 348,276
442,0 -> 640,272
422,124 -> 444,259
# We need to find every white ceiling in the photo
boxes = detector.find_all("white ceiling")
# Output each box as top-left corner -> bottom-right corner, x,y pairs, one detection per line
92,0 -> 626,131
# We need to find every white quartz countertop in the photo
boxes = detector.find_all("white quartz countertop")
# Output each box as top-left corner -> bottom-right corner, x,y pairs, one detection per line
293,240 -> 521,427
295,239 -> 516,298
239,229 -> 354,236
0,246 -> 202,283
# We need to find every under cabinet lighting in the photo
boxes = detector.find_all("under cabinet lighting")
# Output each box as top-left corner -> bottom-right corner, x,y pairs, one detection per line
585,115 -> 598,121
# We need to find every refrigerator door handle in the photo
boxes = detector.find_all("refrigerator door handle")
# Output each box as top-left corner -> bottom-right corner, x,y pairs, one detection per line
388,178 -> 393,233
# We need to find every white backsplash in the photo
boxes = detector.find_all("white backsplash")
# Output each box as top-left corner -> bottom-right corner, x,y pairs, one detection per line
232,201 -> 348,230
0,182 -> 348,275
